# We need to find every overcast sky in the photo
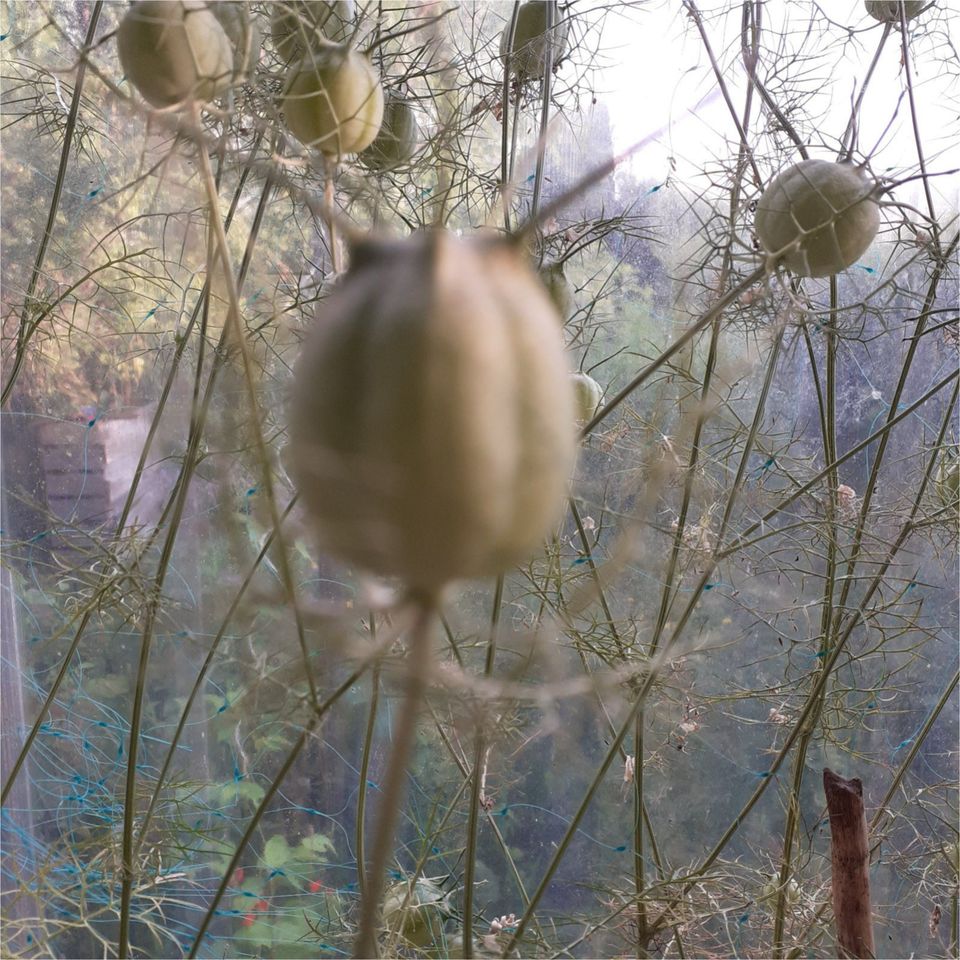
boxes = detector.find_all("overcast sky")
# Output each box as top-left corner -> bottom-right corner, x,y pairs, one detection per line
594,0 -> 956,205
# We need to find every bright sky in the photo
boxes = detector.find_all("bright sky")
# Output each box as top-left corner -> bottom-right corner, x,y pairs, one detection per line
596,0 -> 957,205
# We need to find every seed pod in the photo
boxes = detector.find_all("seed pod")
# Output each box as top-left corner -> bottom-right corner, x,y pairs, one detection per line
864,1 -> 929,22
760,878 -> 801,905
538,262 -> 574,321
382,878 -> 451,948
359,90 -> 419,171
754,159 -> 879,278
288,231 -> 577,591
271,0 -> 355,60
500,1 -> 570,79
935,453 -> 959,509
117,1 -> 234,108
571,372 -> 603,423
282,45 -> 383,155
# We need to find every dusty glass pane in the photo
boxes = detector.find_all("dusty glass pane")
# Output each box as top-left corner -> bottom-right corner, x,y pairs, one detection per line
1,2 -> 957,958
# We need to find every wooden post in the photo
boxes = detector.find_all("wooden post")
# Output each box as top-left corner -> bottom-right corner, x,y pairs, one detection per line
824,768 -> 875,959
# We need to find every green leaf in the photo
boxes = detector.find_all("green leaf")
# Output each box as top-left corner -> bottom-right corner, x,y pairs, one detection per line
234,780 -> 266,805
293,832 -> 335,859
263,834 -> 291,869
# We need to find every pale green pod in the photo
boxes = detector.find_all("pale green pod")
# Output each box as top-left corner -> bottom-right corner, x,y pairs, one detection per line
755,159 -> 879,278
864,1 -> 929,22
117,1 -> 234,108
571,372 -> 603,423
935,454 -> 959,509
382,877 -> 451,948
500,1 -> 570,79
282,45 -> 383,155
359,90 -> 419,171
288,231 -> 577,591
271,0 -> 355,60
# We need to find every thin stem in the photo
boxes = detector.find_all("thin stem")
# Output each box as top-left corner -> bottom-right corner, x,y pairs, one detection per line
2,2 -> 103,407
463,575 -> 504,958
353,598 -> 437,959
355,638 -> 381,904
500,3 -> 521,232
323,154 -> 342,273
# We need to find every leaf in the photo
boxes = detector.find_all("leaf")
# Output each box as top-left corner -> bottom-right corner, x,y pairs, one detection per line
263,834 -> 291,869
293,832 -> 335,859
234,780 -> 266,805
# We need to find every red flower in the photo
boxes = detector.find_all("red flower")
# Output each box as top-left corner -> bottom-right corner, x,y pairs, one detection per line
241,914 -> 255,927
309,879 -> 323,893
255,899 -> 269,911
232,868 -> 245,886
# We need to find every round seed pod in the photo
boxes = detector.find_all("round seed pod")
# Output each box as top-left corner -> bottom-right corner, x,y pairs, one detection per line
754,159 -> 879,278
864,1 -> 928,22
359,90 -> 419,171
282,45 -> 383,155
571,372 -> 603,423
287,231 -> 577,592
760,878 -> 801,906
382,878 -> 451,948
538,262 -> 574,321
500,1 -> 570,79
935,453 -> 959,509
271,0 -> 355,60
117,1 -> 235,108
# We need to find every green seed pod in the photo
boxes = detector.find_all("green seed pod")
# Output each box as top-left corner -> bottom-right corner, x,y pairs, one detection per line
271,0 -> 355,60
382,878 -> 451,948
571,372 -> 603,423
359,89 -> 419,171
760,877 -> 801,906
288,231 -> 577,591
117,1 -> 235,108
864,1 -> 929,22
538,262 -> 574,321
935,453 -> 959,509
754,159 -> 880,278
282,45 -> 383,155
500,1 -> 570,79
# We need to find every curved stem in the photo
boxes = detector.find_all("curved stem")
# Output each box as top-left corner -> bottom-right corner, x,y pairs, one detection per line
355,642 -> 382,901
500,4 -> 521,232
462,575 -> 503,958
353,598 -> 437,959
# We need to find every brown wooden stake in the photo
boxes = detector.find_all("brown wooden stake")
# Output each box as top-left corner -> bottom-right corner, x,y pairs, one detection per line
824,768 -> 876,959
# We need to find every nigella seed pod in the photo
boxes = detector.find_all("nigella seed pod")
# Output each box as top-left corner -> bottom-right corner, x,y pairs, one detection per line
271,0 -> 356,60
500,0 -> 570,79
864,1 -> 930,22
571,372 -> 603,423
282,44 -> 384,155
359,89 -> 419,171
287,231 -> 578,591
754,159 -> 880,278
117,1 -> 235,108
